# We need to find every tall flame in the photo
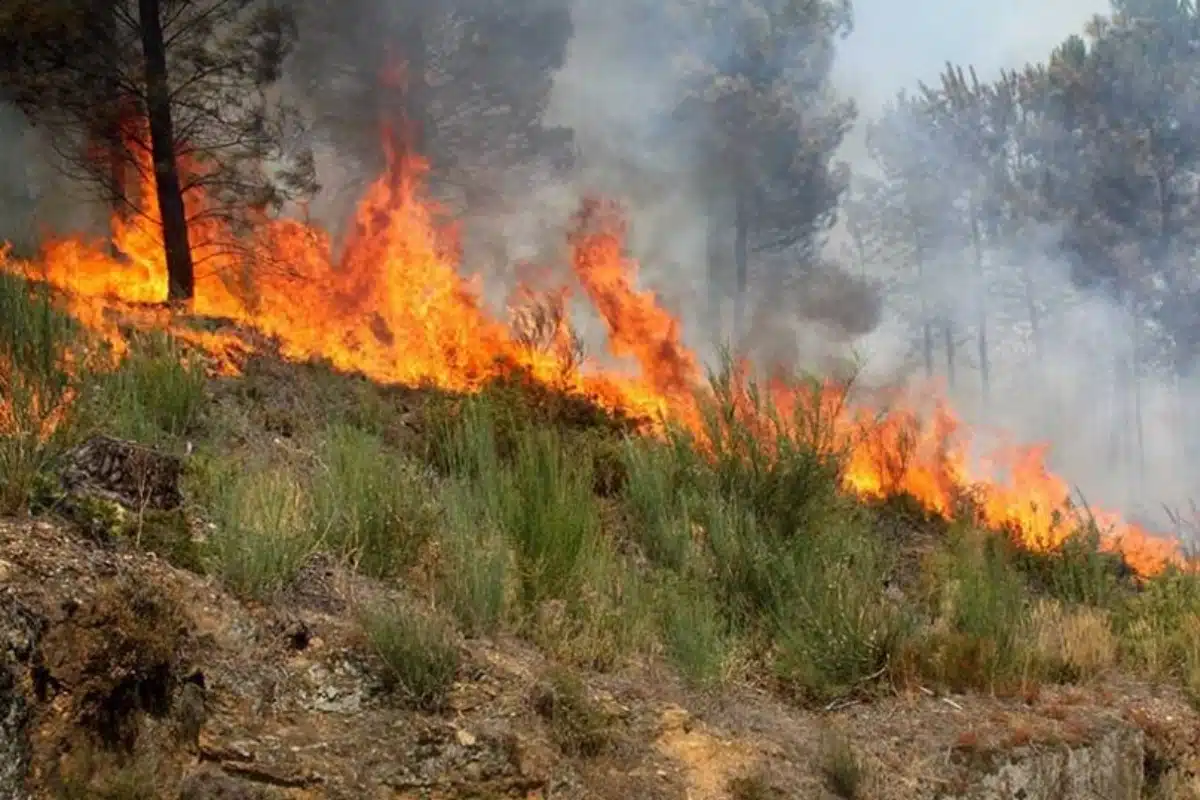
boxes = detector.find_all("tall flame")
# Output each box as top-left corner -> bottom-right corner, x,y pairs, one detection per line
0,125 -> 1184,577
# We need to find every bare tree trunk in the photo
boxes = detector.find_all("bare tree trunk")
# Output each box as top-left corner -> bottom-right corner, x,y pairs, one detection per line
138,0 -> 193,302
943,319 -> 956,390
907,220 -> 936,381
99,0 -> 127,258
732,184 -> 749,351
969,208 -> 989,402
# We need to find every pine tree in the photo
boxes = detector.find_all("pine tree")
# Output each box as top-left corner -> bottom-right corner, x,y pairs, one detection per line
0,0 -> 315,301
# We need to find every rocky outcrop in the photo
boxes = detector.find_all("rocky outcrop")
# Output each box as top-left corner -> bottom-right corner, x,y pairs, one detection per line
0,659 -> 31,800
954,725 -> 1144,800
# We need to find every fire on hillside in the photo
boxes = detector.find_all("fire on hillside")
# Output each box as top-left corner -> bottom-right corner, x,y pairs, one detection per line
0,126 -> 1183,578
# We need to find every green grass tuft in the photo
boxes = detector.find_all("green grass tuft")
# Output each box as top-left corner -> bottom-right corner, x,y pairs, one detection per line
312,423 -> 441,578
86,332 -> 207,445
360,601 -> 461,711
197,455 -> 317,600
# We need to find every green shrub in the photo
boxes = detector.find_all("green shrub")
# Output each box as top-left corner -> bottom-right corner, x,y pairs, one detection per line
1116,567 -> 1200,698
361,601 -> 461,711
312,424 -> 441,577
443,398 -> 601,610
88,332 -> 206,444
1013,522 -> 1129,609
659,575 -> 733,686
769,513 -> 906,701
436,483 -> 514,636
911,527 -> 1032,692
620,439 -> 693,570
198,456 -> 317,599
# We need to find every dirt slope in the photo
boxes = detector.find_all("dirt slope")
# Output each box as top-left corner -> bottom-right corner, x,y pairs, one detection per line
1,514 -> 1198,799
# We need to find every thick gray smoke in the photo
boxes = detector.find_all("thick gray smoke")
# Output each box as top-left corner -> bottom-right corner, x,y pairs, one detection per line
496,0 -> 880,373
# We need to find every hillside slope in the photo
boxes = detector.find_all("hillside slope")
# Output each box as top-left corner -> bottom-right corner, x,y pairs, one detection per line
1,278 -> 1200,798
2,511 -> 1198,799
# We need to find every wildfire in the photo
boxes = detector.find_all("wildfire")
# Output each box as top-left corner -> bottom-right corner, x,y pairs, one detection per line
0,127 -> 1185,577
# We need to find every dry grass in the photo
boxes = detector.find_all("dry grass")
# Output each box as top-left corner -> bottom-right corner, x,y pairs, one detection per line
1028,599 -> 1118,680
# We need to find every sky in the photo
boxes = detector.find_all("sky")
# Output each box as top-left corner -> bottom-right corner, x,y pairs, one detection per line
832,0 -> 1112,177
835,0 -> 1112,115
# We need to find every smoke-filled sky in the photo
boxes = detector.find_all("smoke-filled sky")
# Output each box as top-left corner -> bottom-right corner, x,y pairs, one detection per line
836,0 -> 1109,112
835,0 -> 1110,168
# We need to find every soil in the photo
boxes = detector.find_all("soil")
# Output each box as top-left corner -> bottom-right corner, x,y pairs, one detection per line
2,512 -> 1199,799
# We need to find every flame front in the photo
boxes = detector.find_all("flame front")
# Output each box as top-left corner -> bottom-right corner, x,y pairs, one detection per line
0,128 -> 1183,577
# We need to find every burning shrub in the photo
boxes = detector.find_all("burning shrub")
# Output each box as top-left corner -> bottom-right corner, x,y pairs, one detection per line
508,286 -> 585,374
0,273 -> 86,513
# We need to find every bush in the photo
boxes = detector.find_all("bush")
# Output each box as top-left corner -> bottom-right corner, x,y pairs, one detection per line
87,332 -> 207,445
692,363 -> 846,544
768,512 -> 907,701
1013,523 -> 1129,609
436,484 -> 514,636
312,424 -> 441,578
198,456 -> 317,599
360,601 -> 461,711
442,398 -> 601,610
819,729 -> 864,799
620,438 -> 694,570
531,669 -> 613,757
1116,567 -> 1200,699
909,527 -> 1033,692
659,575 -> 733,686
533,545 -> 656,671
1028,599 -> 1116,681
0,273 -> 84,513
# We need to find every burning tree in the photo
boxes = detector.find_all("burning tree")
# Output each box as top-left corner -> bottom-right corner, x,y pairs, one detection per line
0,0 -> 315,301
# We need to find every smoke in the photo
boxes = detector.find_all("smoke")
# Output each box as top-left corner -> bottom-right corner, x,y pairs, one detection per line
834,0 -> 1110,165
491,0 -> 876,371
833,0 -> 1197,532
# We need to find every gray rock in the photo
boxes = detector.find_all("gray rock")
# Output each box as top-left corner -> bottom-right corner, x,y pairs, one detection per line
954,725 -> 1144,800
0,660 -> 30,800
178,766 -> 271,800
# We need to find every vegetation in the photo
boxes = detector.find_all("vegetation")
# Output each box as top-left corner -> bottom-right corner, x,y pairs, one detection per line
4,0 -> 1200,792
0,273 -> 83,513
0,0 -> 315,300
359,600 -> 461,711
2,274 -> 1199,718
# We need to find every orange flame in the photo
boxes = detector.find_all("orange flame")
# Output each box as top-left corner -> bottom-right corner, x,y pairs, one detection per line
0,123 -> 1184,577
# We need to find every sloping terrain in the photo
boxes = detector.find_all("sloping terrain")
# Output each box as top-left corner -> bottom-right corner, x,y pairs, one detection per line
2,511 -> 1199,800
0,330 -> 1199,799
